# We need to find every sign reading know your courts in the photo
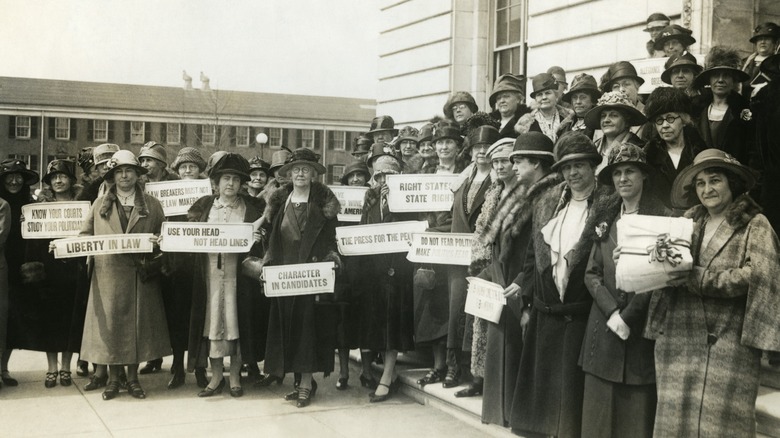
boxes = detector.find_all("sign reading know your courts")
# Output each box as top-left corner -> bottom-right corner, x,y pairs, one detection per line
263,261 -> 335,297
144,179 -> 213,217
335,220 -> 428,256
52,233 -> 155,259
21,201 -> 91,239
464,277 -> 507,324
159,222 -> 254,253
385,174 -> 459,212
328,185 -> 368,222
406,232 -> 475,266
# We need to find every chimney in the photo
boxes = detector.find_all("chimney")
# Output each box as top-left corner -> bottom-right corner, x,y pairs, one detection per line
200,72 -> 211,91
182,70 -> 192,90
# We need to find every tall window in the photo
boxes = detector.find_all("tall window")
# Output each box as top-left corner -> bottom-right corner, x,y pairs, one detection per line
301,129 -> 315,148
167,123 -> 181,145
130,121 -> 145,144
331,164 -> 344,185
268,128 -> 283,148
330,131 -> 346,150
93,120 -> 108,142
202,124 -> 216,146
235,126 -> 250,147
493,0 -> 525,79
55,118 -> 70,140
15,116 -> 31,139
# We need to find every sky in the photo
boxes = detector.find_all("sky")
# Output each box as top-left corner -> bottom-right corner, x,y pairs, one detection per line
0,0 -> 378,99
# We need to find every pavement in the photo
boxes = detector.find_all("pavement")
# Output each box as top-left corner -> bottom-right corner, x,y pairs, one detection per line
0,350 -> 495,438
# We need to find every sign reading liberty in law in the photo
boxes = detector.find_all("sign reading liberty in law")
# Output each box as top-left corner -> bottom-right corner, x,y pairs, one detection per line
263,262 -> 335,297
159,222 -> 254,253
52,233 -> 155,259
385,174 -> 459,212
328,185 -> 368,222
144,179 -> 213,217
21,201 -> 91,239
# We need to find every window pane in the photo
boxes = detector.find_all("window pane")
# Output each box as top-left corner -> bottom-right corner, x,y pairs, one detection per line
301,130 -> 314,148
496,9 -> 508,47
269,128 -> 282,148
55,118 -> 70,140
332,132 -> 345,150
508,5 -> 522,44
331,165 -> 344,185
94,120 -> 108,142
166,123 -> 180,144
202,125 -> 215,145
15,116 -> 31,138
130,122 -> 145,144
236,127 -> 250,147
497,0 -> 507,9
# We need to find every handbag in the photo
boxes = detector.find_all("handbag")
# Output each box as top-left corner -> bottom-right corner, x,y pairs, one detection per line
414,267 -> 437,290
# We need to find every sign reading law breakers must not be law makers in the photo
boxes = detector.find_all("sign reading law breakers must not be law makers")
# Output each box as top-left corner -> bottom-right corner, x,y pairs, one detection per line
385,174 -> 459,212
144,179 -> 213,217
52,233 -> 155,259
406,232 -> 475,266
263,261 -> 335,297
21,201 -> 91,239
336,220 -> 428,256
159,222 -> 254,253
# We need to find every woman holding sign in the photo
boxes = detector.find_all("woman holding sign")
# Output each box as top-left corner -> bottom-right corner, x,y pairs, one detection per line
647,149 -> 780,436
261,148 -> 341,408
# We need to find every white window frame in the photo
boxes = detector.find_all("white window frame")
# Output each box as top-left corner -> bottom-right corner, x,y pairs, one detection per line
492,0 -> 526,80
301,129 -> 315,149
331,164 -> 345,185
235,126 -> 250,147
130,121 -> 145,144
268,128 -> 283,149
201,124 -> 216,146
93,120 -> 108,142
166,123 -> 181,145
54,117 -> 70,140
331,131 -> 346,151
15,116 -> 31,139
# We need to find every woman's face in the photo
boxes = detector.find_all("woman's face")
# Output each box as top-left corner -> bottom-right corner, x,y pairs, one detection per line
217,173 -> 242,198
695,169 -> 733,215
611,78 -> 639,104
113,166 -> 139,191
373,173 -> 387,186
177,162 -> 201,180
50,173 -> 73,194
611,163 -> 645,201
670,66 -> 696,90
290,164 -> 316,188
347,171 -> 367,187
654,112 -> 685,143
418,140 -> 435,158
451,103 -> 474,124
561,159 -> 596,193
492,157 -> 515,182
534,89 -> 558,111
600,109 -> 629,137
471,143 -> 490,165
570,92 -> 594,117
709,71 -> 736,98
495,91 -> 522,118
3,173 -> 24,194
663,39 -> 685,57
400,140 -> 418,157
755,36 -> 777,56
248,169 -> 268,190
372,131 -> 393,144
436,139 -> 458,160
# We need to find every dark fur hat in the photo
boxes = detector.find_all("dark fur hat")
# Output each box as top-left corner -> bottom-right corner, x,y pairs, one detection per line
644,86 -> 693,120
692,46 -> 751,88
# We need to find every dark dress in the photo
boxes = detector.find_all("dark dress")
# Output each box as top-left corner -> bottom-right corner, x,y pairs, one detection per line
692,89 -> 754,167
643,126 -> 709,210
1,187 -> 34,351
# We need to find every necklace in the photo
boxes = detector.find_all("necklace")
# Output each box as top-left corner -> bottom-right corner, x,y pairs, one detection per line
622,204 -> 639,215
117,190 -> 135,205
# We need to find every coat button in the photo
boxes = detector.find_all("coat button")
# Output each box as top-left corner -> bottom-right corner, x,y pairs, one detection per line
312,256 -> 318,262
388,268 -> 395,276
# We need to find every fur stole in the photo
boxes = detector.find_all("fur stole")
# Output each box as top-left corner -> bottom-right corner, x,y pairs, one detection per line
684,193 -> 761,230
263,181 -> 340,227
514,105 -> 575,136
582,189 -> 670,243
469,181 -> 503,275
403,153 -> 425,174
98,182 -> 149,219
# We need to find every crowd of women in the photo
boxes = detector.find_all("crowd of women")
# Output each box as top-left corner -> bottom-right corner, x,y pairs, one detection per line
2,19 -> 780,438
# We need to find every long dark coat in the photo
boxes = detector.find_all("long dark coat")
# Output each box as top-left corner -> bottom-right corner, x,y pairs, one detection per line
643,126 -> 709,210
262,181 -> 341,376
185,194 -> 269,370
511,181 -> 609,438
0,199 -> 11,352
692,89 -> 754,167
751,79 -> 780,235
646,194 -> 780,437
1,186 -> 33,350
491,105 -> 531,139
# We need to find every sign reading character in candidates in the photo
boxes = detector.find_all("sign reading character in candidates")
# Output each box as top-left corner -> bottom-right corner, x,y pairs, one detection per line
144,179 -> 213,217
52,233 -> 155,259
263,262 -> 335,297
159,222 -> 254,253
21,201 -> 91,239
385,174 -> 459,212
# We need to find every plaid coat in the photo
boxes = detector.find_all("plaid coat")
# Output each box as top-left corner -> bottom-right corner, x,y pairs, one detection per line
647,194 -> 780,437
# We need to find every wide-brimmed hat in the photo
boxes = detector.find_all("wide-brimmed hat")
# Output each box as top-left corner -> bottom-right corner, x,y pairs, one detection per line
489,74 -> 526,108
468,125 -> 501,148
597,143 -> 653,185
138,141 -> 168,165
530,73 -> 558,98
644,12 -> 670,32
367,142 -> 402,167
367,115 -> 398,136
431,120 -> 462,144
671,149 -> 757,208
653,25 -> 696,50
93,143 -> 120,166
78,147 -> 95,173
443,92 -> 478,119
509,132 -> 555,164
42,159 -> 77,186
269,149 -> 293,174
397,126 -> 419,143
551,132 -> 601,171
340,160 -> 370,185
417,123 -> 435,143
692,46 -> 751,89
660,52 -> 703,84
602,61 -> 645,91
278,148 -> 327,177
0,159 -> 40,186
486,138 -> 515,160
209,153 -> 251,182
247,156 -> 271,175
644,87 -> 693,120
352,135 -> 373,154
172,147 -> 207,172
562,73 -> 602,103
750,22 -> 780,43
584,91 -> 647,130
104,150 -> 148,181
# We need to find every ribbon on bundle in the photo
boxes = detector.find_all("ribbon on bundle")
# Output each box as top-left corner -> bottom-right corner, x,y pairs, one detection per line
646,233 -> 690,267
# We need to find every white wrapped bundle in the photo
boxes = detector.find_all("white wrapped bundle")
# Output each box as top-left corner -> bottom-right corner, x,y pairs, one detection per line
615,215 -> 694,293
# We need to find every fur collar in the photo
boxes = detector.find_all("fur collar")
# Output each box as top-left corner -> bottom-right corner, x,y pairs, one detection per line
187,193 -> 265,223
684,193 -> 762,229
514,105 -> 575,135
98,183 -> 149,219
263,181 -> 340,226
403,154 -> 425,174
469,181 -> 504,275
582,189 -> 670,242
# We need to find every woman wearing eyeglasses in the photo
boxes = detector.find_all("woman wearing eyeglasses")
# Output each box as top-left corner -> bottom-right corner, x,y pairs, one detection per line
643,87 -> 709,210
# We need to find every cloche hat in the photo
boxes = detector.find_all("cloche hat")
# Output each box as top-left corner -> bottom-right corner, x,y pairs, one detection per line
551,132 -> 601,171
42,159 -> 77,186
597,143 -> 653,185
509,132 -> 555,164
653,24 -> 696,51
489,74 -> 526,108
104,150 -> 148,182
584,91 -> 647,130
208,153 -> 251,182
278,148 -> 327,177
171,147 -> 207,172
671,149 -> 757,208
443,92 -> 479,119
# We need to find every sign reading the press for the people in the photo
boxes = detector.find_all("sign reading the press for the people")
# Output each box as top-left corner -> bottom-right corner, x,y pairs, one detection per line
335,220 -> 428,256
328,185 -> 368,222
21,201 -> 91,239
144,179 -> 213,217
52,233 -> 155,259
159,222 -> 254,253
385,174 -> 459,212
263,262 -> 335,297
406,232 -> 475,266
464,277 -> 506,324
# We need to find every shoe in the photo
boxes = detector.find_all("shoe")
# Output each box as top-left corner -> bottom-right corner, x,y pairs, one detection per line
118,369 -> 128,389
139,360 -> 162,375
442,368 -> 460,388
284,389 -> 299,401
296,380 -> 317,408
76,361 -> 89,377
254,374 -> 284,387
59,370 -> 72,387
84,374 -> 108,391
45,372 -> 57,388
1,372 -> 18,387
198,378 -> 225,397
194,367 -> 208,389
369,383 -> 392,403
417,367 -> 446,386
102,381 -> 121,400
359,374 -> 378,389
293,373 -> 301,389
167,369 -> 185,390
454,382 -> 483,398
126,380 -> 146,399
335,377 -> 349,390
245,363 -> 261,379
230,386 -> 244,398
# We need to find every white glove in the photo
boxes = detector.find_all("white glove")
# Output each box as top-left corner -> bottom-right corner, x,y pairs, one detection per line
606,311 -> 630,340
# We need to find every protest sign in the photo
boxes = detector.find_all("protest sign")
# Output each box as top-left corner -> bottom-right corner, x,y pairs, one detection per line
21,201 -> 91,239
53,233 -> 155,259
263,262 -> 335,297
160,222 -> 254,253
328,185 -> 368,222
632,53 -> 705,94
144,179 -> 213,217
385,174 -> 459,212
336,220 -> 428,256
406,232 -> 474,266
464,277 -> 506,324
